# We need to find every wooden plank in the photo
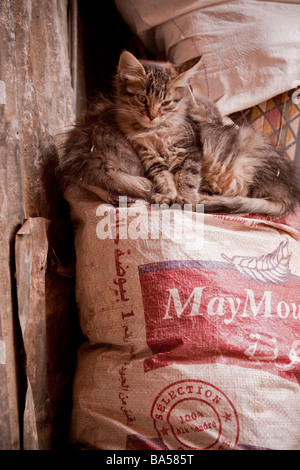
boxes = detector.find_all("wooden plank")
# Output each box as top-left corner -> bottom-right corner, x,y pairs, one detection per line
15,218 -> 50,449
0,0 -> 78,448
15,218 -> 78,449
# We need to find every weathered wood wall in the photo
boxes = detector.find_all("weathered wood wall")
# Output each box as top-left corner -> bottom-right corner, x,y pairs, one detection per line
0,0 -> 133,449
0,0 -> 77,449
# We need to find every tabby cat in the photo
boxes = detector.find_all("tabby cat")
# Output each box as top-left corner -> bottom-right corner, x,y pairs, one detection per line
60,51 -> 300,216
115,51 -> 300,216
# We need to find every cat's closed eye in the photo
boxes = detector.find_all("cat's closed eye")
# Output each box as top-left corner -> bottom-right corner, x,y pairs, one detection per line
161,100 -> 172,107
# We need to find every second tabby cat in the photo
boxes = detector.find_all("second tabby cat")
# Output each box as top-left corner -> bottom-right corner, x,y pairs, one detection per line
115,51 -> 300,216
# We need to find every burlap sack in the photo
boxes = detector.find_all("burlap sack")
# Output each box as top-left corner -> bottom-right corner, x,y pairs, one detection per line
66,186 -> 300,450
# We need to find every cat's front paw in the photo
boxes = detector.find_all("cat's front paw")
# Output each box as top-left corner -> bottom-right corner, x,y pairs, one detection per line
151,184 -> 178,205
175,195 -> 192,206
175,193 -> 199,210
151,193 -> 176,206
174,196 -> 197,212
197,194 -> 210,204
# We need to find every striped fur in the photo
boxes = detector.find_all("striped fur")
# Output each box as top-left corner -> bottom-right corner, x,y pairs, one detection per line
116,51 -> 300,216
59,95 -> 152,201
60,51 -> 300,217
191,96 -> 300,216
116,51 -> 202,205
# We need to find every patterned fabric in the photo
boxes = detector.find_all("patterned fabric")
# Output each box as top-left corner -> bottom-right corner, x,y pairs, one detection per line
230,91 -> 300,177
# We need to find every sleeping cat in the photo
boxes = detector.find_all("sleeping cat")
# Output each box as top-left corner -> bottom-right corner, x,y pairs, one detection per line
115,51 -> 300,216
60,51 -> 300,216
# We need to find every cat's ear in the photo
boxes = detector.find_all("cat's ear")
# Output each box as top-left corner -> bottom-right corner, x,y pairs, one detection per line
172,56 -> 202,85
118,51 -> 146,82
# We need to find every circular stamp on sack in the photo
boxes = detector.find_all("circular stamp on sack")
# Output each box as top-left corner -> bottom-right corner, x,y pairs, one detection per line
151,379 -> 239,450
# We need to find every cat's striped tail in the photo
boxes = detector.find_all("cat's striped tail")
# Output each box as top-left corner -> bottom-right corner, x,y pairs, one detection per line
198,194 -> 298,217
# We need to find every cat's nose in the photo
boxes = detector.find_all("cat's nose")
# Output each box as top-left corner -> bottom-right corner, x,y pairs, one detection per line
147,106 -> 159,121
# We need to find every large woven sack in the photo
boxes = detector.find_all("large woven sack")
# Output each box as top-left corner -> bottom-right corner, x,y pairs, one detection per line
66,186 -> 300,450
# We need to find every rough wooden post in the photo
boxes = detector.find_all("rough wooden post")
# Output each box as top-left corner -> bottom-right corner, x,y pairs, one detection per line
0,0 -> 79,448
